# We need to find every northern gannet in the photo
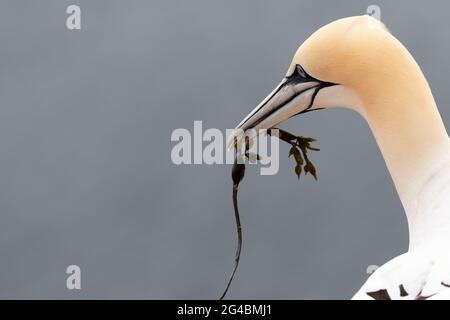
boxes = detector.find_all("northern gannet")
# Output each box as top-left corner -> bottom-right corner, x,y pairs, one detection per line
229,15 -> 450,300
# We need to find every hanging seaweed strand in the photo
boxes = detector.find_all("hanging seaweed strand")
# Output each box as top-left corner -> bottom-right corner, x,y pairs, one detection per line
219,155 -> 245,300
220,129 -> 319,300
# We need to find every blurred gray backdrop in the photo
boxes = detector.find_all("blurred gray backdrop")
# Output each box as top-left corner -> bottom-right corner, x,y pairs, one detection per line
0,0 -> 448,299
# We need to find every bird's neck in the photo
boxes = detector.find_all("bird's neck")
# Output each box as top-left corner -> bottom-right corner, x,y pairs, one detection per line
360,66 -> 450,249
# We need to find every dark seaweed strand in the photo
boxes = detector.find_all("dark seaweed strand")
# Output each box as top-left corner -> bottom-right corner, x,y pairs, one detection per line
220,152 -> 245,300
219,183 -> 242,300
220,129 -> 319,299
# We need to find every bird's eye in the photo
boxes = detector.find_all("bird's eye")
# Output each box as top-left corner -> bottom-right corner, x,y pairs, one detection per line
296,64 -> 307,78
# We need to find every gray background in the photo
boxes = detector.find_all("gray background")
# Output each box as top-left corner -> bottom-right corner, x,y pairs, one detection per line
0,0 -> 448,299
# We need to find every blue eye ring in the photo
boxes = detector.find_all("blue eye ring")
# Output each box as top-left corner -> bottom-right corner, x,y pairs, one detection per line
296,64 -> 307,78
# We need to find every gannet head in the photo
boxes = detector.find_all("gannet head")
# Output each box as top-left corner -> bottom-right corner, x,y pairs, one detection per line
229,15 -> 404,145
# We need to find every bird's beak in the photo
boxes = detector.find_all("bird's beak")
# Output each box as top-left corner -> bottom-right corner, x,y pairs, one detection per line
228,66 -> 335,148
